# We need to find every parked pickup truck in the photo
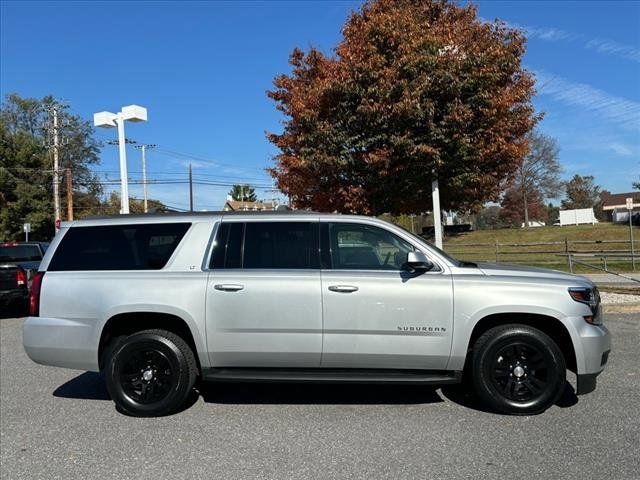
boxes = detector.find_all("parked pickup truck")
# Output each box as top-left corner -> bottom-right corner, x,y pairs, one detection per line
23,212 -> 610,417
0,264 -> 29,313
0,241 -> 49,281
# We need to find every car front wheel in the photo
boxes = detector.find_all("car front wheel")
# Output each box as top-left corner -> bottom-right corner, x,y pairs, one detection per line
104,329 -> 197,417
471,324 -> 566,415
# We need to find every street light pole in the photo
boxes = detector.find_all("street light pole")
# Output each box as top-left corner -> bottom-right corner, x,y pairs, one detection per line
115,113 -> 130,214
432,176 -> 443,249
94,105 -> 148,215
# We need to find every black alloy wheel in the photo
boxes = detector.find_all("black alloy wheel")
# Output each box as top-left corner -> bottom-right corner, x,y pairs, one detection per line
490,342 -> 550,402
119,347 -> 175,405
105,329 -> 197,417
472,324 -> 566,415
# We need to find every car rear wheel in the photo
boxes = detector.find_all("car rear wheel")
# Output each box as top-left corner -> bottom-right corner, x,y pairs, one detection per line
472,324 -> 566,415
104,329 -> 197,417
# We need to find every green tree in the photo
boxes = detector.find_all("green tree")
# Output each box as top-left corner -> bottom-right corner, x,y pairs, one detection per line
267,0 -> 539,214
545,202 -> 560,224
474,206 -> 509,230
229,184 -> 257,202
98,192 -> 167,215
1,93 -> 103,240
561,174 -> 601,211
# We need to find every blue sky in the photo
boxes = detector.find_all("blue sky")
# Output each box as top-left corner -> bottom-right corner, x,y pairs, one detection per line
1,0 -> 639,211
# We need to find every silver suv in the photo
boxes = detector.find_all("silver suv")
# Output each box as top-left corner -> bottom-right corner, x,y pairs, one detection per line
23,212 -> 610,416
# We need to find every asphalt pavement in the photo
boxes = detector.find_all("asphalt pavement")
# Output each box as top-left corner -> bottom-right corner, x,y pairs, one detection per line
1,315 -> 638,480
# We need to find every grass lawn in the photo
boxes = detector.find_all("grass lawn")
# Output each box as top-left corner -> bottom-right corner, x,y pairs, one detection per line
441,223 -> 639,273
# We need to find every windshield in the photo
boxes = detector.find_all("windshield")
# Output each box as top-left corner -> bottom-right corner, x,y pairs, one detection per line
395,225 -> 463,266
0,245 -> 42,262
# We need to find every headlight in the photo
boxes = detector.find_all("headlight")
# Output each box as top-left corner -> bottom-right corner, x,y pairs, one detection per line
568,286 -> 601,324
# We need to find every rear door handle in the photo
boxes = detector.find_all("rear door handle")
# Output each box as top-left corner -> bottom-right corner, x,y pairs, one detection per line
328,285 -> 359,293
214,284 -> 244,292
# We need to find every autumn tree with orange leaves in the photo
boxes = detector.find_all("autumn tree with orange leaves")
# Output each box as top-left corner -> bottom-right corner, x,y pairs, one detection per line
267,0 -> 539,214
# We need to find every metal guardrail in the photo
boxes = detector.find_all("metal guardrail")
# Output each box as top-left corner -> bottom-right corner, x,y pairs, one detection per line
557,253 -> 640,283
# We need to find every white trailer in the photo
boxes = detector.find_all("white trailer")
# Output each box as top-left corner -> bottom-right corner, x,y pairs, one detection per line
558,208 -> 598,226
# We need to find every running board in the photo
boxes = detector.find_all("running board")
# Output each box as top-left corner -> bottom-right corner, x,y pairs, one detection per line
202,368 -> 462,385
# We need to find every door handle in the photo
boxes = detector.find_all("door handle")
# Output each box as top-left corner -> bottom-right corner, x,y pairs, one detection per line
214,284 -> 244,292
328,285 -> 359,293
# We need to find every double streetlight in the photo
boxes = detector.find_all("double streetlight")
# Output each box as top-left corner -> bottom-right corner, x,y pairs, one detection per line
94,105 -> 148,214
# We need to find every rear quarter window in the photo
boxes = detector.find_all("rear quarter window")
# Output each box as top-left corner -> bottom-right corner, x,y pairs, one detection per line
47,223 -> 191,271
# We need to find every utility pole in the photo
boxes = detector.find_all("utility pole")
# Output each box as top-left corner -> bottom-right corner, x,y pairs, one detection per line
627,197 -> 636,271
189,162 -> 194,212
134,144 -> 155,213
65,168 -> 73,221
52,107 -> 61,232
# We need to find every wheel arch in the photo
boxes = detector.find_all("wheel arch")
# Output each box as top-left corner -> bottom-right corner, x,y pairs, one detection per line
465,313 -> 577,373
98,311 -> 204,375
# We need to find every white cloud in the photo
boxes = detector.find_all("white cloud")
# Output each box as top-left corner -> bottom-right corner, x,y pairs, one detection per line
585,38 -> 640,63
507,22 -> 640,63
535,70 -> 640,131
608,143 -> 634,156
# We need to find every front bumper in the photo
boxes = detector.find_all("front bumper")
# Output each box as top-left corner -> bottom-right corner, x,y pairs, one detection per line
571,318 -> 611,395
23,316 -> 99,371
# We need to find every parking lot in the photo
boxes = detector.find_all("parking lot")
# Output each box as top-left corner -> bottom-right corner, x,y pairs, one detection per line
1,314 -> 638,480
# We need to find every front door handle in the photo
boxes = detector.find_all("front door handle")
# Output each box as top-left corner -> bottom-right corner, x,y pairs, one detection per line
328,285 -> 359,293
214,284 -> 244,292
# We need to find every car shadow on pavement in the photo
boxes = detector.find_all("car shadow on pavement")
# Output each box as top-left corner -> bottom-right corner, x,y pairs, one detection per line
53,373 -> 578,413
198,382 -> 445,405
441,380 -> 578,415
53,373 -> 444,407
53,372 -> 111,401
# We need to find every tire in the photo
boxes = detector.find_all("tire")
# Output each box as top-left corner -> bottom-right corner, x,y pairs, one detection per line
104,329 -> 197,417
471,324 -> 566,415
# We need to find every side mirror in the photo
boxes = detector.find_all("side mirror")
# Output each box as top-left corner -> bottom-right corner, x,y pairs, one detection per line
404,251 -> 434,272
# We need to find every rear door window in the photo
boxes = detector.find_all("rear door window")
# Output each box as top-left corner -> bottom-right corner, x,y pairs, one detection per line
47,223 -> 191,271
210,221 -> 319,269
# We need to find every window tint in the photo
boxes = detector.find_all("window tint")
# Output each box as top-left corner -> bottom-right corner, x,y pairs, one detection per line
210,221 -> 319,269
243,222 -> 319,269
48,223 -> 190,271
0,245 -> 42,262
328,223 -> 414,270
210,222 -> 242,269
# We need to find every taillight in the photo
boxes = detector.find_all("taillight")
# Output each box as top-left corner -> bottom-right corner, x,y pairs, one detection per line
29,271 -> 45,317
16,268 -> 27,287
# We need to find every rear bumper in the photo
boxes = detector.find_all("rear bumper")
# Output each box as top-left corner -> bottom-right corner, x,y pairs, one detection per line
23,316 -> 99,371
0,289 -> 28,308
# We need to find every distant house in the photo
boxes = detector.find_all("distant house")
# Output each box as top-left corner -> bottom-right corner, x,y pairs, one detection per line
223,198 -> 278,212
600,191 -> 640,223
